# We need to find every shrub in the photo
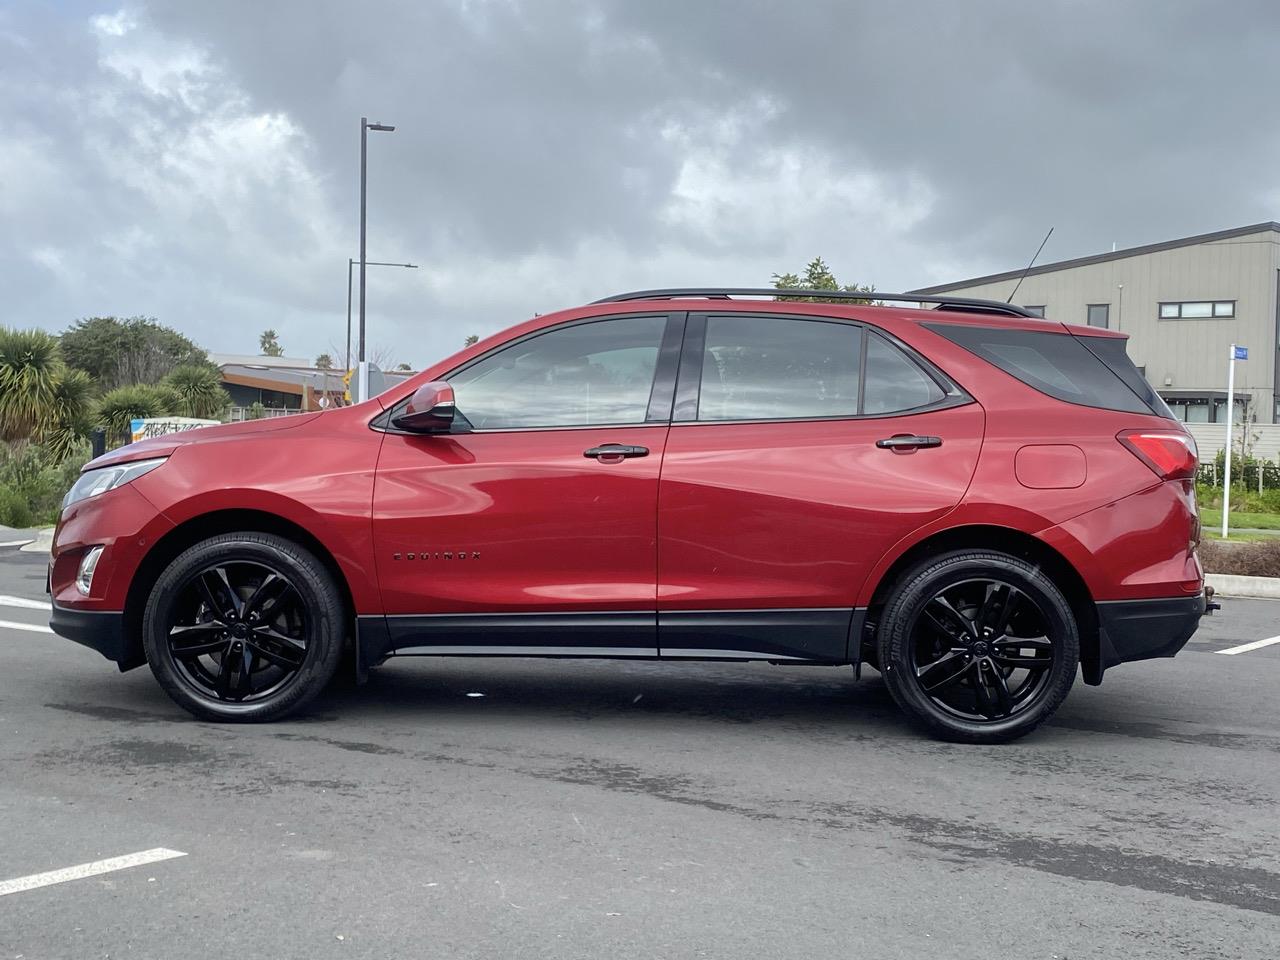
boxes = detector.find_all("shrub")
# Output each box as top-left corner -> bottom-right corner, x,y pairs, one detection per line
1199,539 -> 1280,579
0,441 -> 88,528
95,384 -> 174,444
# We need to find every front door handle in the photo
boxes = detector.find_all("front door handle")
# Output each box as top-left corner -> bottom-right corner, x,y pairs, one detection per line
876,435 -> 943,450
584,443 -> 650,462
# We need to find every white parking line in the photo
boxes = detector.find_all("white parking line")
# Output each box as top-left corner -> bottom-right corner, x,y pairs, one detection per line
1217,635 -> 1280,656
0,848 -> 187,898
0,619 -> 53,634
0,539 -> 35,548
0,595 -> 51,610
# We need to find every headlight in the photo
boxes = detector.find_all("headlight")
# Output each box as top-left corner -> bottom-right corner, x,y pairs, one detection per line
62,458 -> 168,511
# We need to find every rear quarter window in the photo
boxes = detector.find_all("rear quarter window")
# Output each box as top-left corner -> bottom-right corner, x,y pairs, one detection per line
924,323 -> 1153,415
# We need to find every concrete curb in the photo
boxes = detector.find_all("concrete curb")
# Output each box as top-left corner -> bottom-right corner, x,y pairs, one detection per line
1205,573 -> 1280,601
18,528 -> 54,555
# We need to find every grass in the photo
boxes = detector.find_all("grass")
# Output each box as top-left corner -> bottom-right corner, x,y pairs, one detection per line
1199,508 -> 1280,531
1201,531 -> 1278,543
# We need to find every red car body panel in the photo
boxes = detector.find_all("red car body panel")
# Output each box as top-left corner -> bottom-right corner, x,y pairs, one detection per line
49,295 -> 1204,684
372,425 -> 670,613
656,404 -> 984,610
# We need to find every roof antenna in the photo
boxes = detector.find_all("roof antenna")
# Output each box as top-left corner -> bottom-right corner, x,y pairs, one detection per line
1007,226 -> 1053,304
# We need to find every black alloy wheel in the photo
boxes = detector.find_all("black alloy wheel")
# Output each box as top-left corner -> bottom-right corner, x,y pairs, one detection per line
878,550 -> 1079,743
907,578 -> 1056,722
167,562 -> 309,703
143,532 -> 345,722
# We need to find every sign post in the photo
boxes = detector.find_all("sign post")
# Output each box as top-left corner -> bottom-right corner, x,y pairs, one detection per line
1221,344 -> 1247,538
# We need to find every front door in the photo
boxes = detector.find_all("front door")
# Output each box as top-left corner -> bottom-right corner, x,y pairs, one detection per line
372,313 -> 683,656
656,312 -> 984,661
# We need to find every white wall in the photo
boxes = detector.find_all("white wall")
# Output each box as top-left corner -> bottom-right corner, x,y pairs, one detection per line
1185,422 -> 1280,461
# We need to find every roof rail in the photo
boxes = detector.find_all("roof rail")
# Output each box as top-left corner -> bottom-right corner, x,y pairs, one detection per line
592,287 -> 1042,319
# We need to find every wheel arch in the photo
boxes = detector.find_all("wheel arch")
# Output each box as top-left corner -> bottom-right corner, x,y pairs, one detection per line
121,508 -> 358,671
861,524 -> 1100,684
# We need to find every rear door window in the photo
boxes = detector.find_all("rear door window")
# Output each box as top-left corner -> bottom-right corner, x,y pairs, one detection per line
697,316 -> 861,421
925,323 -> 1154,415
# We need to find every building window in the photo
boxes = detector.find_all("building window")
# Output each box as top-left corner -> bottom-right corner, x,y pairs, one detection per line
1159,300 -> 1235,319
1024,305 -> 1046,318
1086,304 -> 1110,328
1161,395 -> 1247,424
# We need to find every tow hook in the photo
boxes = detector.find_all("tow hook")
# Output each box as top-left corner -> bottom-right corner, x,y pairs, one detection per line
1205,584 -> 1221,614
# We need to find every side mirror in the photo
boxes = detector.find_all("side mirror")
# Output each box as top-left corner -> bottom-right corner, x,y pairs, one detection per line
391,382 -> 455,433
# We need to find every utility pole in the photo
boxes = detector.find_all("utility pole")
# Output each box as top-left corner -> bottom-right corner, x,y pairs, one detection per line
1222,344 -> 1248,538
358,117 -> 396,366
346,258 -> 417,374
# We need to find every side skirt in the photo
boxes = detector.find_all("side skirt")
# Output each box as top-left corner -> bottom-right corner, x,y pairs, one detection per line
357,608 -> 864,669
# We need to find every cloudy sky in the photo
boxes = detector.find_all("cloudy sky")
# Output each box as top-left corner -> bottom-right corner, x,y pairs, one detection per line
4,0 -> 1279,369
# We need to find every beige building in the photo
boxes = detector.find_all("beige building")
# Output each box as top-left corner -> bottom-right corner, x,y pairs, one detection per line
910,222 -> 1280,425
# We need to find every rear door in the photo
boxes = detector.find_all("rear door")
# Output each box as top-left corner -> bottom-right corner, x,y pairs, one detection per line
656,312 -> 984,661
372,312 -> 683,656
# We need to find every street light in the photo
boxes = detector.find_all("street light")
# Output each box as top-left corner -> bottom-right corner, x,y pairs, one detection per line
359,116 -> 396,365
346,259 -> 417,372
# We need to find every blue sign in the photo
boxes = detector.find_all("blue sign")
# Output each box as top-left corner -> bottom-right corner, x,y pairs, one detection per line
1233,345 -> 1248,360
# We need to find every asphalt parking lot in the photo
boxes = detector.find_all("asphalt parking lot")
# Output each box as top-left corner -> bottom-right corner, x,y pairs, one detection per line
1,546 -> 1277,959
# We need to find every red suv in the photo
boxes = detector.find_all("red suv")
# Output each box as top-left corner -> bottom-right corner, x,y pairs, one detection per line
49,289 -> 1207,742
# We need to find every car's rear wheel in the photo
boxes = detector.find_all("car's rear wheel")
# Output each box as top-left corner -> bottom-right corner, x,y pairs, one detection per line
142,533 -> 344,722
877,550 -> 1079,743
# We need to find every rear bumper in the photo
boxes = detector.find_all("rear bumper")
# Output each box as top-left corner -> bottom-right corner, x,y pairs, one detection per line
50,602 -> 138,671
1088,593 -> 1205,683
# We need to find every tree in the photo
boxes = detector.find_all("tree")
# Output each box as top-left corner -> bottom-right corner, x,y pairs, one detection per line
395,362 -> 412,371
0,328 -> 62,442
162,365 -> 230,419
259,329 -> 284,357
772,256 -> 875,303
44,368 -> 94,461
314,353 -> 334,369
60,316 -> 212,392
464,334 -> 479,347
95,384 -> 175,444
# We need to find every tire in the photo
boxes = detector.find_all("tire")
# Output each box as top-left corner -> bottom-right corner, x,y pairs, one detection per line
142,532 -> 345,722
877,550 -> 1079,743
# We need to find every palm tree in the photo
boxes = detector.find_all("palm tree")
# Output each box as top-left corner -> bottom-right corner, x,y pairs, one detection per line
95,384 -> 173,444
0,328 -> 61,441
162,365 -> 230,419
259,329 -> 284,356
44,368 -> 94,461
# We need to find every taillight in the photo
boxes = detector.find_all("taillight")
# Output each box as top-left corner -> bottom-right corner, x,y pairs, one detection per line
1117,429 -> 1198,480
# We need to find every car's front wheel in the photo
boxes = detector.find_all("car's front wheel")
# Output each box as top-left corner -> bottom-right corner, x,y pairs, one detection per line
142,532 -> 345,722
877,550 -> 1079,743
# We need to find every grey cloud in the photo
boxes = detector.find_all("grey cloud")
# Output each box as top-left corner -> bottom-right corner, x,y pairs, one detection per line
2,1 -> 1278,368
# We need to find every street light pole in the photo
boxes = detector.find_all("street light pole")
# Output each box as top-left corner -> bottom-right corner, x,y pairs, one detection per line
358,116 -> 396,365
346,259 -> 418,373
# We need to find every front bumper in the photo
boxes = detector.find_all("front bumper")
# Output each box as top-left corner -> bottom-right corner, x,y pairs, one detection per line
50,602 -> 139,671
1088,593 -> 1206,683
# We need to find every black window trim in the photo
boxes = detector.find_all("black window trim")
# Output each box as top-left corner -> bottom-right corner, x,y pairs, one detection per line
373,311 -> 686,435
1158,299 -> 1236,320
671,311 -> 972,426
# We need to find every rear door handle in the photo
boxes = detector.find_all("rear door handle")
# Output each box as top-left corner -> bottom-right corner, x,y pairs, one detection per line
876,435 -> 943,450
584,443 -> 650,461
